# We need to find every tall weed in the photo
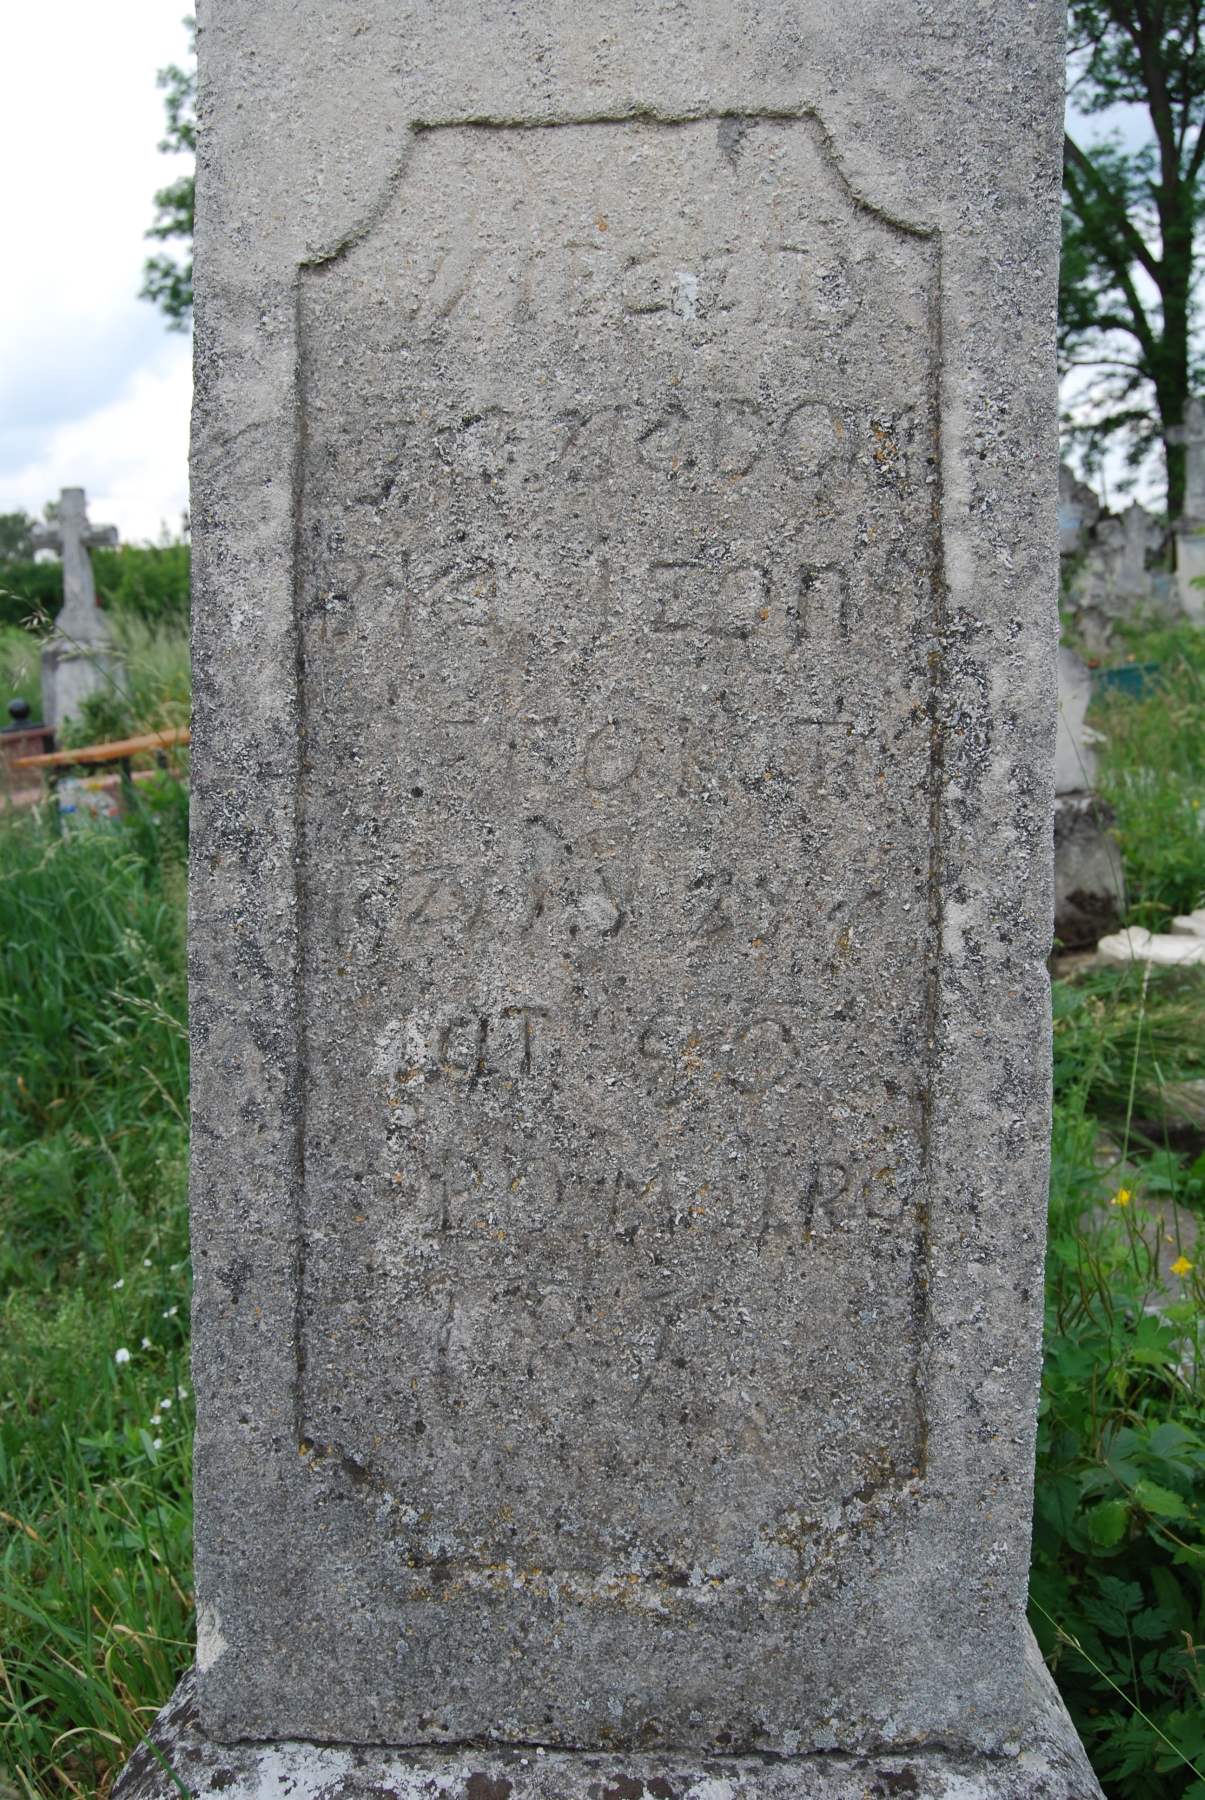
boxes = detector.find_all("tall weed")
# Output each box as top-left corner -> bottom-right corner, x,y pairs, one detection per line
1093,623 -> 1205,924
1034,956 -> 1205,1798
56,617 -> 189,754
0,799 -> 192,1800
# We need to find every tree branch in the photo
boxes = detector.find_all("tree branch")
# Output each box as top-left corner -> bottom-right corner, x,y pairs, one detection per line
1065,133 -> 1163,285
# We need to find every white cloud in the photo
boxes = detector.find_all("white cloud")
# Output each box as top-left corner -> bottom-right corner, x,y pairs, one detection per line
5,342 -> 192,545
0,0 -> 194,542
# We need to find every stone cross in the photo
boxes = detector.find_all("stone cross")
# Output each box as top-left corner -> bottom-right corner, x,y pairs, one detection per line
33,488 -> 121,731
119,3 -> 1100,1798
32,487 -> 118,644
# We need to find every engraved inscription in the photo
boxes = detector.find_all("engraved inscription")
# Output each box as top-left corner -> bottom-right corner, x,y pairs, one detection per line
297,116 -> 938,1587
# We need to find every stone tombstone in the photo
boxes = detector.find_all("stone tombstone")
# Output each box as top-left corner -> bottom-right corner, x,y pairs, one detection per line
140,1 -> 1093,1795
1052,648 -> 1123,952
1175,397 -> 1205,625
1054,646 -> 1097,796
1057,462 -> 1100,557
33,487 -> 122,731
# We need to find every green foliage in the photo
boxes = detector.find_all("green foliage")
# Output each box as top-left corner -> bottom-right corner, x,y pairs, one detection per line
1053,969 -> 1205,1135
1036,948 -> 1205,1797
138,247 -> 193,333
0,516 -> 35,566
0,628 -> 45,724
1061,2 -> 1205,512
141,21 -> 195,329
0,565 -> 62,638
1089,622 -> 1205,924
0,544 -> 189,641
55,617 -> 190,754
0,798 -> 192,1799
92,545 -> 189,632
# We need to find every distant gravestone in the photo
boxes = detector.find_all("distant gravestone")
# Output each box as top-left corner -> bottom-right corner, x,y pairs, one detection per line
1053,648 -> 1124,951
1055,646 -> 1097,795
34,488 -> 121,730
1057,462 -> 1100,556
1174,397 -> 1205,625
118,3 -> 1099,1797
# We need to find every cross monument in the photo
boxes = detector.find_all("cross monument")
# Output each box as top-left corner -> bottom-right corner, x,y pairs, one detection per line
34,487 -> 122,730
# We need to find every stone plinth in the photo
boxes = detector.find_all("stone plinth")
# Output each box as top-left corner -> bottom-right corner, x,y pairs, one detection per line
118,1631 -> 1099,1800
142,0 -> 1089,1789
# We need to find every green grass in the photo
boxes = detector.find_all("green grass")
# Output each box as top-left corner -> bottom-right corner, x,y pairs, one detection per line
0,601 -> 188,746
56,616 -> 191,753
1032,620 -> 1205,1797
0,782 -> 192,1798
0,630 -> 46,726
1091,620 -> 1205,926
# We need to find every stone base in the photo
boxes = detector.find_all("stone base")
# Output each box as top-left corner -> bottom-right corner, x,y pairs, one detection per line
1054,793 -> 1125,951
113,1633 -> 1102,1800
40,641 -> 125,734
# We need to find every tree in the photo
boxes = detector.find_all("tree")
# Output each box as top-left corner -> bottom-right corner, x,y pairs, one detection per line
141,18 -> 196,329
0,512 -> 35,564
1062,1 -> 1205,518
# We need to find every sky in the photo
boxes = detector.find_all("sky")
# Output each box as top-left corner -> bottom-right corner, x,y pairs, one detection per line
0,1 -> 194,546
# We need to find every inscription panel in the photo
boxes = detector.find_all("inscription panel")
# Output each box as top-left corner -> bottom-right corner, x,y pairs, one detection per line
298,115 -> 937,1693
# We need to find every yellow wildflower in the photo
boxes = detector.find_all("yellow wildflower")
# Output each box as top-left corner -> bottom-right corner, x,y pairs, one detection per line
1172,1255 -> 1194,1278
1111,1189 -> 1132,1207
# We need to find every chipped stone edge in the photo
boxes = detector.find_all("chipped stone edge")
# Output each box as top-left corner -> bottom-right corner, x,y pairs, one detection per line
113,1630 -> 1102,1800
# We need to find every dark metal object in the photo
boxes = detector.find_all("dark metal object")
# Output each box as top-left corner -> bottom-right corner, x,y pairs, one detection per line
0,695 -> 55,758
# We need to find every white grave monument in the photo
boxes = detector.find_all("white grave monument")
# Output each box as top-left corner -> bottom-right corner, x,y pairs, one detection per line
34,488 -> 122,731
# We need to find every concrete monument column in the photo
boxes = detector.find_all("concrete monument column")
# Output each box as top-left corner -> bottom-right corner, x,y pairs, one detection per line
118,2 -> 1100,1795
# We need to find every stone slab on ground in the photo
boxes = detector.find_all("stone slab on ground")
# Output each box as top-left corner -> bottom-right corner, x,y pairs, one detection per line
1097,925 -> 1205,969
116,1632 -> 1101,1800
183,0 -> 1070,1773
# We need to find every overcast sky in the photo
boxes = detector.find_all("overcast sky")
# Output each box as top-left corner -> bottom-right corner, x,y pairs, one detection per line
0,0 -> 193,544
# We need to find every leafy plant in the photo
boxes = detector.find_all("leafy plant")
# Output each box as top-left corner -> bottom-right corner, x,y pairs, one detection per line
140,20 -> 195,330
1034,946 -> 1205,1796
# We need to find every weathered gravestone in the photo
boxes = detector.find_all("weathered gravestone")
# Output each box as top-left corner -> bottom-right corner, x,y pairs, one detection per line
1053,649 -> 1123,951
120,1 -> 1100,1795
33,488 -> 121,731
1174,397 -> 1205,625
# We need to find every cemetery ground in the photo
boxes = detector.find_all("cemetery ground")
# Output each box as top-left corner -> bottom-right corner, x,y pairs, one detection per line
3,617 -> 1205,1799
